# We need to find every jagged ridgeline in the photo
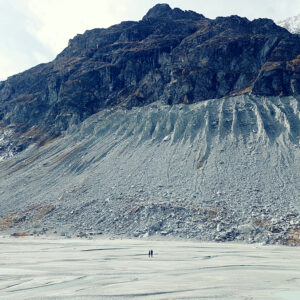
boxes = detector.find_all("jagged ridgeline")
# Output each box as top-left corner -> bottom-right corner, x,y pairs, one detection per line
0,4 -> 299,245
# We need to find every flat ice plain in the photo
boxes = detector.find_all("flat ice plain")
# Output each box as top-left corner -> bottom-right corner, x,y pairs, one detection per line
0,237 -> 299,300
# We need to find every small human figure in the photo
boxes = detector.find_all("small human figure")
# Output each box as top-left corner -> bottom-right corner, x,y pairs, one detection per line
150,249 -> 153,257
148,250 -> 151,258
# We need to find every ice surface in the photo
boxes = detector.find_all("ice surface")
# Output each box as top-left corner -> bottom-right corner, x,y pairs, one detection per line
0,237 -> 299,299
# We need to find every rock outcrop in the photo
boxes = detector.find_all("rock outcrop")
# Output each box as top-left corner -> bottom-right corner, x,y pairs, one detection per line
0,4 -> 300,153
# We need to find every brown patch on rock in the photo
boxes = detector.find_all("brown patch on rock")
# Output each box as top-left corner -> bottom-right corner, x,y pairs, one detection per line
11,232 -> 29,237
0,205 -> 55,231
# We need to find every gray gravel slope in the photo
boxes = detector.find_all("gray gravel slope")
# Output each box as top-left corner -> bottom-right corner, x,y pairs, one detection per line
0,95 -> 299,244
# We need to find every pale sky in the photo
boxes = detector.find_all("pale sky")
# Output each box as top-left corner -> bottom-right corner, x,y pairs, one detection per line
0,0 -> 299,80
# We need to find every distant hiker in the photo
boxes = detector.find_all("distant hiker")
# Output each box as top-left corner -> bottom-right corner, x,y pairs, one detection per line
148,250 -> 151,258
150,249 -> 153,257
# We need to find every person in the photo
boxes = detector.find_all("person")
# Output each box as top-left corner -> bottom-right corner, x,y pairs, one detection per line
148,250 -> 151,258
150,249 -> 153,257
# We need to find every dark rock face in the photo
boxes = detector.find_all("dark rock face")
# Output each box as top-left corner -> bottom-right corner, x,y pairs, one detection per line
0,3 -> 300,147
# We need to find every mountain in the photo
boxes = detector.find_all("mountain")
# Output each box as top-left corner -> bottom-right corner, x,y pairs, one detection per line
1,4 -> 300,157
277,14 -> 300,34
0,4 -> 299,245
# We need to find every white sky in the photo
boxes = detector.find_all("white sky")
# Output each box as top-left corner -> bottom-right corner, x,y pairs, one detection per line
0,0 -> 299,80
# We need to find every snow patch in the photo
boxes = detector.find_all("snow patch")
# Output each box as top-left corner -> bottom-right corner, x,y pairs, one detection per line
277,14 -> 300,34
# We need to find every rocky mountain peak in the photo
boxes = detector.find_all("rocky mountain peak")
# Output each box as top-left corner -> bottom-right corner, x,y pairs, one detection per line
143,3 -> 172,18
0,4 -> 300,155
142,3 -> 204,21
